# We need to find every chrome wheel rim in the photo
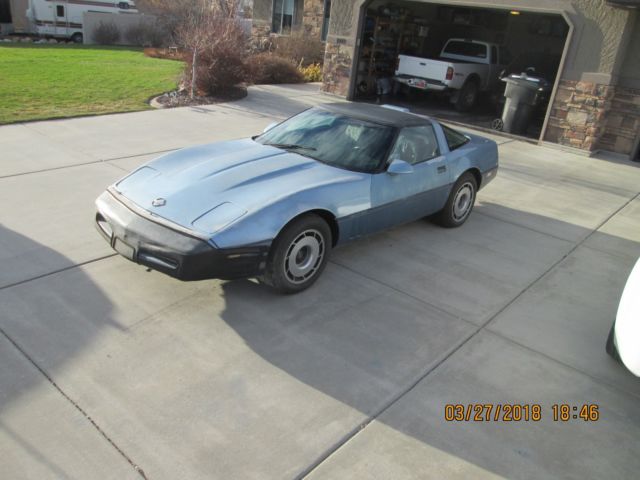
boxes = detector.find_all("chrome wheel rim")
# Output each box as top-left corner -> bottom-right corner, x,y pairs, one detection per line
284,229 -> 325,284
465,89 -> 476,104
452,182 -> 474,221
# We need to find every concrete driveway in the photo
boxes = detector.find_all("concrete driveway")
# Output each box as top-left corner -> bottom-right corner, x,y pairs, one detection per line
1,83 -> 639,480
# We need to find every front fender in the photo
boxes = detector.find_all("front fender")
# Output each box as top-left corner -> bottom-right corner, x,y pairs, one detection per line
210,175 -> 371,249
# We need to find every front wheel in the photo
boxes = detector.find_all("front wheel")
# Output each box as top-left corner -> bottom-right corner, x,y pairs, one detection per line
263,214 -> 331,294
434,172 -> 477,228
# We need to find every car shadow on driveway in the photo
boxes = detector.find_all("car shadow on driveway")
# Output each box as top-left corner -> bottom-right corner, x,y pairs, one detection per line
0,224 -> 122,408
1,200 -> 640,479
216,202 -> 640,479
0,224 -> 136,477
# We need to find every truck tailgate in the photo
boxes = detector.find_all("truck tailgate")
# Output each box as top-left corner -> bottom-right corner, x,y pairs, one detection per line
396,55 -> 449,81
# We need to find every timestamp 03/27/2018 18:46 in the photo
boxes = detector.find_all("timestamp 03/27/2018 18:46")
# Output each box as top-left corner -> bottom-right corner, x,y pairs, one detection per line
444,403 -> 600,422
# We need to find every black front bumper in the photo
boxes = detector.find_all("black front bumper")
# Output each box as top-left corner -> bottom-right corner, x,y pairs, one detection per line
95,191 -> 268,281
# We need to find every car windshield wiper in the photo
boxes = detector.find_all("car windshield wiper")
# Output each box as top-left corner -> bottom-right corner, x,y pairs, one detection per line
265,143 -> 317,151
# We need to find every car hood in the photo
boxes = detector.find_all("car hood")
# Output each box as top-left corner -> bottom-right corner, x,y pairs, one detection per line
114,139 -> 360,234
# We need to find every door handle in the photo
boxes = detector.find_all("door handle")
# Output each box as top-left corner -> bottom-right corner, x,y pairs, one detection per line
437,166 -> 447,174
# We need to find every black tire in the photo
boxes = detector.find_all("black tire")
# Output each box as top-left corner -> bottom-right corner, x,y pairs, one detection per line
434,172 -> 477,228
455,79 -> 478,112
606,323 -> 621,362
71,33 -> 83,44
263,214 -> 332,294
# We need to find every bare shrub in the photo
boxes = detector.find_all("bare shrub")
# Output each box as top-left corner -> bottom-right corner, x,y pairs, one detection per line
125,21 -> 166,47
175,1 -> 249,97
247,53 -> 303,85
273,31 -> 324,67
93,21 -> 120,45
137,0 -> 241,48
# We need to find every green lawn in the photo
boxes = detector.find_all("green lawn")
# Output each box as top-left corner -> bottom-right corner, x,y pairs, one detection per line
0,44 -> 183,124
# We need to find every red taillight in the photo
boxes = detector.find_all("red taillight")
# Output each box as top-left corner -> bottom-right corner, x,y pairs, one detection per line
446,67 -> 454,80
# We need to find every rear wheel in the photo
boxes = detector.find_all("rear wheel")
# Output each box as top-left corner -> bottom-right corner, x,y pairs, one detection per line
263,214 -> 331,294
434,172 -> 477,228
455,80 -> 478,112
71,33 -> 83,44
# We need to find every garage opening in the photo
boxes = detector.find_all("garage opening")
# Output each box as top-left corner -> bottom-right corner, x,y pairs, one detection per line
352,2 -> 569,140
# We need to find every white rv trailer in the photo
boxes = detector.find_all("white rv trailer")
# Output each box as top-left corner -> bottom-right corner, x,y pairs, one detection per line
25,0 -> 137,43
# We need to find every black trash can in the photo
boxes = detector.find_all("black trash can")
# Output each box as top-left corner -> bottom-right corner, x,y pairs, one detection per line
497,73 -> 550,135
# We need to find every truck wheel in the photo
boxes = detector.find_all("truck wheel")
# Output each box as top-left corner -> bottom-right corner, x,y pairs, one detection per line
71,33 -> 83,44
455,80 -> 478,112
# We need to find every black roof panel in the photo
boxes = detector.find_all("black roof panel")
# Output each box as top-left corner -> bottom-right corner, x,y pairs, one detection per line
318,102 -> 432,127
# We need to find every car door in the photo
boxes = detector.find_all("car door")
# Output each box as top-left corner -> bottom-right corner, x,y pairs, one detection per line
368,124 -> 452,233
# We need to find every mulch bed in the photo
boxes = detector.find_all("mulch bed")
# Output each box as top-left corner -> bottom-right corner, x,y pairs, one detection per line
144,49 -> 249,108
143,47 -> 190,61
152,86 -> 248,108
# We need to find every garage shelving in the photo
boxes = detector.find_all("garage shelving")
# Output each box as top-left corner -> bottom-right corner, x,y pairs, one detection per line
357,12 -> 425,97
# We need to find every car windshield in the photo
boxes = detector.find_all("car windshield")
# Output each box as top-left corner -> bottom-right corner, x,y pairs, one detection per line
256,108 -> 396,173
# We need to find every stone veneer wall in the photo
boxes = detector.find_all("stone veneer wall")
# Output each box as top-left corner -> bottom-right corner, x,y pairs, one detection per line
302,0 -> 325,37
321,41 -> 354,96
546,80 -> 640,155
545,80 -> 614,152
320,0 -> 355,96
598,86 -> 640,155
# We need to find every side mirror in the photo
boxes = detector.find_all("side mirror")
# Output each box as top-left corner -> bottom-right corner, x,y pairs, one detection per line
387,159 -> 414,175
263,122 -> 278,133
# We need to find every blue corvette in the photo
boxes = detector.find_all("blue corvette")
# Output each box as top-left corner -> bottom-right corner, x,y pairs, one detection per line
95,103 -> 498,293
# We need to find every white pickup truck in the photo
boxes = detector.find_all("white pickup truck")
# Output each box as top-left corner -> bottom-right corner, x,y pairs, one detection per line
394,39 -> 506,111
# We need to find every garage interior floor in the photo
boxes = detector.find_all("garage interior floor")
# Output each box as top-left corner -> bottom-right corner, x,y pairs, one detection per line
1,83 -> 640,480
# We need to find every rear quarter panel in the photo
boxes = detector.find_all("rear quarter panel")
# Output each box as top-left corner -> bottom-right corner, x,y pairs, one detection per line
440,128 -> 499,189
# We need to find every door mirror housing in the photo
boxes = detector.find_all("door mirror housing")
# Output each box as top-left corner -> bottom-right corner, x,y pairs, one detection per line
387,159 -> 414,175
263,122 -> 278,133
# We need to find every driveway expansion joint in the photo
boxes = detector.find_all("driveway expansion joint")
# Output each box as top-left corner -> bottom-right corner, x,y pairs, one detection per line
0,149 -> 182,180
299,188 -> 640,479
0,254 -> 117,292
0,324 -> 149,480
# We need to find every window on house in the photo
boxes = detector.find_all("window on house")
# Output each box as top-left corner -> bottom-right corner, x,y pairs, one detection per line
321,0 -> 331,41
272,0 -> 303,34
56,5 -> 65,17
